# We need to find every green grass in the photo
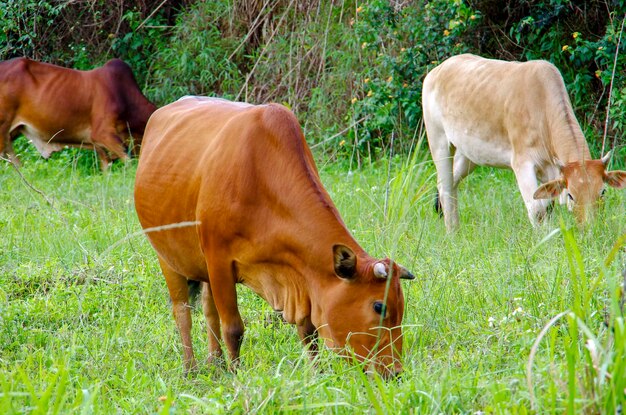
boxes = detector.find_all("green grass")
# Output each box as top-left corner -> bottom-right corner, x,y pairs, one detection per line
1,142 -> 625,413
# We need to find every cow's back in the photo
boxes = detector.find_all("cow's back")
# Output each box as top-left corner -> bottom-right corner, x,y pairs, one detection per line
135,97 -> 337,279
0,58 -> 92,122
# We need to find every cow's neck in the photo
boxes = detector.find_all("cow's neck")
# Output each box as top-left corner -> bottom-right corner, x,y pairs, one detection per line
246,143 -> 366,326
548,86 -> 592,164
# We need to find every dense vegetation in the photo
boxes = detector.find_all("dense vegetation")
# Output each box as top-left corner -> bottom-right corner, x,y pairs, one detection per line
1,1 -> 626,413
1,0 -> 625,161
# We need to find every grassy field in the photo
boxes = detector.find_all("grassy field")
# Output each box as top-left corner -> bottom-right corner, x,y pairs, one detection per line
1,141 -> 625,414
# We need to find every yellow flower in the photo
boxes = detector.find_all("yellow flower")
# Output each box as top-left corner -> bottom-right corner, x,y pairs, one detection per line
562,45 -> 569,51
572,32 -> 580,39
386,76 -> 393,83
356,6 -> 363,13
443,29 -> 450,36
367,90 -> 373,97
361,42 -> 368,49
400,47 -> 406,52
595,70 -> 602,78
339,140 -> 346,146
470,15 -> 476,20
351,97 -> 358,104
402,83 -> 408,88
364,78 -> 370,83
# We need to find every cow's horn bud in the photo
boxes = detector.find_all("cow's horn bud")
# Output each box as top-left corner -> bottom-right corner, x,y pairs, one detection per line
373,262 -> 388,279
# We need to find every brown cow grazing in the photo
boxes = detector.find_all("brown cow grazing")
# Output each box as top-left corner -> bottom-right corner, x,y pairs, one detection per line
134,96 -> 414,378
0,57 -> 156,169
423,54 -> 626,232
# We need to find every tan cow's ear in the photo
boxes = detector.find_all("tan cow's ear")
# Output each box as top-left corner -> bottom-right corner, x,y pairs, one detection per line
333,244 -> 357,279
533,179 -> 566,200
604,170 -> 626,189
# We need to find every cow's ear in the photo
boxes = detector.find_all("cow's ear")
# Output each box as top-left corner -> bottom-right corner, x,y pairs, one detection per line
533,179 -> 566,200
333,244 -> 357,279
604,170 -> 626,189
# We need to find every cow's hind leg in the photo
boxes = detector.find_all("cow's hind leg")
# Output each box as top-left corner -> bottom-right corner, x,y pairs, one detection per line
430,141 -> 459,232
201,281 -> 224,366
436,153 -> 476,215
452,153 -> 476,189
158,256 -> 198,375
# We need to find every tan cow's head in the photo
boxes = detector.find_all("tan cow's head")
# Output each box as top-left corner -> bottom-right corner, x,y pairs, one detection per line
315,244 -> 414,379
533,153 -> 626,223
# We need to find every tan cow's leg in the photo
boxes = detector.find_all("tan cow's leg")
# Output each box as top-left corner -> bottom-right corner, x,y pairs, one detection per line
158,256 -> 198,375
452,154 -> 476,188
425,109 -> 461,232
201,281 -> 224,365
432,145 -> 459,232
512,159 -> 551,225
206,259 -> 244,370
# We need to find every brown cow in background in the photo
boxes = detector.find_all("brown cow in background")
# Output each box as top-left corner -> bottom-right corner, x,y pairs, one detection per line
134,96 -> 415,378
0,58 -> 156,169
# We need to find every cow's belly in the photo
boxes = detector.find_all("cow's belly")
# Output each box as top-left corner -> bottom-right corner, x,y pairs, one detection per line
13,121 -> 93,158
144,225 -> 209,280
446,126 -> 512,168
134,170 -> 209,280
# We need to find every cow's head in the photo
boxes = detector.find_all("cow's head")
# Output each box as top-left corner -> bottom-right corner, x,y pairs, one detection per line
314,244 -> 414,379
533,153 -> 626,223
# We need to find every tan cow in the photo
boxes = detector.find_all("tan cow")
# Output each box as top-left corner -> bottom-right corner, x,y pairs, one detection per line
0,58 -> 156,169
134,96 -> 414,378
422,54 -> 626,232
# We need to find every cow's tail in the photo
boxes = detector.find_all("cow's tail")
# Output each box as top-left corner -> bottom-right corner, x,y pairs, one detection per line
434,190 -> 443,217
188,280 -> 202,307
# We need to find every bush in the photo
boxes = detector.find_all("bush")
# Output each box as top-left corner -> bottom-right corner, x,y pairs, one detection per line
473,0 -> 626,158
1,0 -> 623,161
343,0 -> 479,159
146,0 -> 244,105
0,0 -> 185,86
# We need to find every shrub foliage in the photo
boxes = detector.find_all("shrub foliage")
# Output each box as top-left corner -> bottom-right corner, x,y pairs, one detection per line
0,0 -> 624,159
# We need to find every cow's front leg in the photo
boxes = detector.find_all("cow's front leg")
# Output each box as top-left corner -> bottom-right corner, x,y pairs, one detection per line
0,122 -> 20,167
297,316 -> 319,357
92,122 -> 130,170
207,260 -> 244,370
512,160 -> 551,225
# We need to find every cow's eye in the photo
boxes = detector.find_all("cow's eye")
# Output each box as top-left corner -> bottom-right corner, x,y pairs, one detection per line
567,193 -> 574,201
600,188 -> 607,198
373,301 -> 387,317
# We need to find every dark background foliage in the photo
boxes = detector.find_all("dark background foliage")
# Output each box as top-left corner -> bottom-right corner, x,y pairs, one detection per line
1,0 -> 624,162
